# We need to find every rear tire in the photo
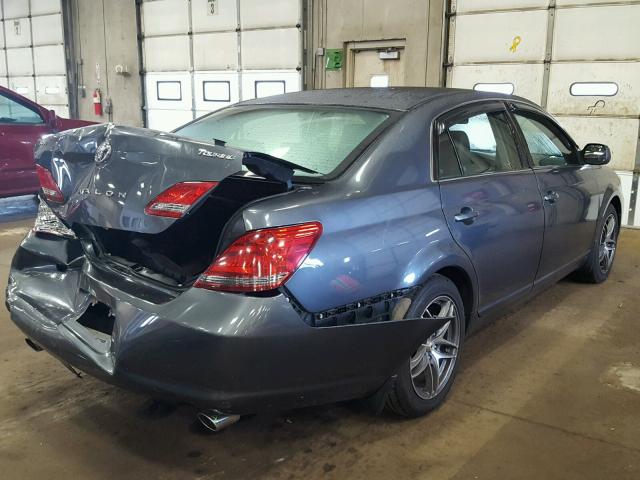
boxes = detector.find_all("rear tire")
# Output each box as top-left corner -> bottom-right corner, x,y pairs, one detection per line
385,274 -> 465,417
576,204 -> 619,283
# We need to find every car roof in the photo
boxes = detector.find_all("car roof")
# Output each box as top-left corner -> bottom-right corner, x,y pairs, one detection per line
239,87 -> 535,112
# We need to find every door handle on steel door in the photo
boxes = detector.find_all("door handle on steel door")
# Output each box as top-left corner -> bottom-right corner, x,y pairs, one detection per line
454,207 -> 479,224
543,191 -> 559,203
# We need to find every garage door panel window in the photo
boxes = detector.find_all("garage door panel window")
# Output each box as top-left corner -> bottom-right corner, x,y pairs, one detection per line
203,81 -> 231,102
570,82 -> 618,97
14,86 -> 31,96
156,81 -> 182,101
438,110 -> 523,179
255,80 -> 286,99
473,83 -> 514,95
513,111 -> 578,167
0,93 -> 43,124
44,86 -> 60,95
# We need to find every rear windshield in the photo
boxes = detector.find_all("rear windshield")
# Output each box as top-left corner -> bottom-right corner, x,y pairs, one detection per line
175,107 -> 389,176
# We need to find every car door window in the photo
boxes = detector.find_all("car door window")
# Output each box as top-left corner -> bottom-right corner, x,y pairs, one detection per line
513,110 -> 578,167
436,109 -> 522,179
437,130 -> 463,179
0,93 -> 43,125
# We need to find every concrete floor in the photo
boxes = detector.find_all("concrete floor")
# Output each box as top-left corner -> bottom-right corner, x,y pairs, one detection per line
1,217 -> 639,479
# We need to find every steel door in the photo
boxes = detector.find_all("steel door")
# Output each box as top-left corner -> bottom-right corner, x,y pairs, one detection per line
352,49 -> 406,88
436,102 -> 544,314
510,105 -> 600,282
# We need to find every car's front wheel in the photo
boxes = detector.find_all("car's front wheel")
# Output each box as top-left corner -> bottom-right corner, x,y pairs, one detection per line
385,274 -> 465,417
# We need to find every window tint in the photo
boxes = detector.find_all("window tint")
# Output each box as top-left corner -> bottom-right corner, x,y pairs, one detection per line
437,131 -> 462,180
176,107 -> 389,176
513,111 -> 578,167
0,94 -> 43,124
439,110 -> 521,179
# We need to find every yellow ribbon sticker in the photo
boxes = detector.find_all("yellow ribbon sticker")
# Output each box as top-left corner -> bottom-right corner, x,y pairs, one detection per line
509,36 -> 522,53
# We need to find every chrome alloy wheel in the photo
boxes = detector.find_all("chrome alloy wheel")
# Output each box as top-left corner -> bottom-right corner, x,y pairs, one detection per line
409,295 -> 461,400
599,213 -> 617,274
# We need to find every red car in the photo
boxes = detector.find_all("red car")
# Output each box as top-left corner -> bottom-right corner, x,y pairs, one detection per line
0,86 -> 95,198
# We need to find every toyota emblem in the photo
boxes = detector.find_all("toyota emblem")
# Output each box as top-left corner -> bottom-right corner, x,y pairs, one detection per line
94,140 -> 112,165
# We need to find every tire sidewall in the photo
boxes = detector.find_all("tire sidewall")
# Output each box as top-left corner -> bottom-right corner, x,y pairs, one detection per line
590,204 -> 619,283
392,274 -> 466,416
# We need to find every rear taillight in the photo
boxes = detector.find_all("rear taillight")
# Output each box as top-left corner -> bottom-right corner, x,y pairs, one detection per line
36,164 -> 64,203
144,181 -> 218,218
194,222 -> 323,292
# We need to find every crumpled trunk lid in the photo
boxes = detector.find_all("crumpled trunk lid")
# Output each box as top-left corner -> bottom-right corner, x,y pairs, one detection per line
35,123 -> 244,234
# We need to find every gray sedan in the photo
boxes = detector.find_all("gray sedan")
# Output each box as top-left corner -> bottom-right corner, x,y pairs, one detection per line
6,88 -> 621,430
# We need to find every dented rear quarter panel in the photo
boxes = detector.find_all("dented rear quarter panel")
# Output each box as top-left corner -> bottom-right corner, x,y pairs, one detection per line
7,230 -> 449,413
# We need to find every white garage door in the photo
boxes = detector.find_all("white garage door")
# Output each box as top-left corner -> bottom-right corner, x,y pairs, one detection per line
0,0 -> 69,117
447,0 -> 640,226
140,0 -> 303,132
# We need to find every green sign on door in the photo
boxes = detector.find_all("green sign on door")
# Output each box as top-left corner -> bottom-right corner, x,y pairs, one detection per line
325,49 -> 344,71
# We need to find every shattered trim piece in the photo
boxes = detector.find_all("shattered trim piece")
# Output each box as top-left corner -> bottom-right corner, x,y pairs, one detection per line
288,287 -> 419,328
33,201 -> 76,239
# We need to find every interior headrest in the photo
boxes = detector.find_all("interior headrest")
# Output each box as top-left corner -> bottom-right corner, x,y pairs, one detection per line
449,130 -> 470,151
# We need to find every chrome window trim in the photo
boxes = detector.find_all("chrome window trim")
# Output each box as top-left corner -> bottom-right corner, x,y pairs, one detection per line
437,167 -> 538,184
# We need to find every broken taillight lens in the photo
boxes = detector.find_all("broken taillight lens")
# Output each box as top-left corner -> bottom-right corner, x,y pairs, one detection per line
33,201 -> 76,239
35,164 -> 64,203
194,222 -> 323,292
144,181 -> 218,218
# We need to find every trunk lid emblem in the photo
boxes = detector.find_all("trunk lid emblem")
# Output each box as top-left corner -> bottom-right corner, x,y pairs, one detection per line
198,148 -> 234,160
94,140 -> 112,165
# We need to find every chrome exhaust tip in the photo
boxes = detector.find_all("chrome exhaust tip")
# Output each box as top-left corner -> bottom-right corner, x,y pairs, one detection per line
196,410 -> 240,432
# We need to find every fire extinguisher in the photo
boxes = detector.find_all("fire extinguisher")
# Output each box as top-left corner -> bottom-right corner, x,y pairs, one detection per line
93,88 -> 103,116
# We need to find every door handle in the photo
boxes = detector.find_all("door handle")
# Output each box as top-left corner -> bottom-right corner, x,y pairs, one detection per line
543,191 -> 559,203
454,206 -> 479,224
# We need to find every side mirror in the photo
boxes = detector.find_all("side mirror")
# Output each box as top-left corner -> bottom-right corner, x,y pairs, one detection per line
582,143 -> 611,165
46,109 -> 60,130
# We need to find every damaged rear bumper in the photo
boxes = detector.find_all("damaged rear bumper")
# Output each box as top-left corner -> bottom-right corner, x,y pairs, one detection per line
6,232 -> 444,414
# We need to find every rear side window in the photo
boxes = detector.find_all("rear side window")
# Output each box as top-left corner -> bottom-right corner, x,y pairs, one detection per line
437,132 -> 462,179
436,109 -> 522,179
175,107 -> 389,176
513,111 -> 578,167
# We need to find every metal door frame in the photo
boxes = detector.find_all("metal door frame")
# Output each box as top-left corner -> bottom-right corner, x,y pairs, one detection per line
344,38 -> 406,88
